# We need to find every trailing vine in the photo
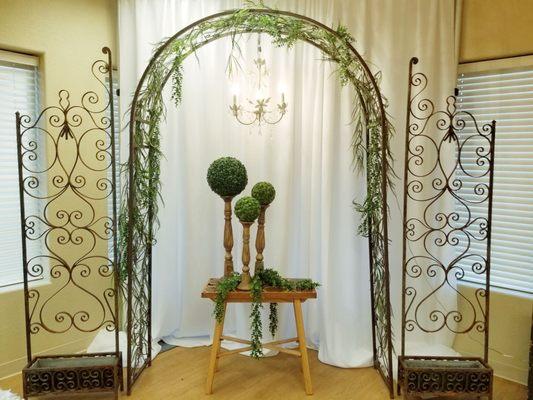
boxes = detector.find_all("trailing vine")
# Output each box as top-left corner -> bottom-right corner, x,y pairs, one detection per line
268,303 -> 278,337
249,276 -> 263,358
214,268 -> 319,359
213,272 -> 241,322
120,0 -> 394,363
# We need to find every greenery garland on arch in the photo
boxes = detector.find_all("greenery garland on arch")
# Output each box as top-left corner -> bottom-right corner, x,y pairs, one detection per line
119,0 -> 394,365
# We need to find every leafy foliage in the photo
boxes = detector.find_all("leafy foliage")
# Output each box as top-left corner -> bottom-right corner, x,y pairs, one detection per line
213,273 -> 241,322
207,156 -> 248,197
250,276 -> 263,358
258,268 -> 320,291
213,267 -> 319,359
268,303 -> 278,337
234,196 -> 261,222
251,181 -> 276,205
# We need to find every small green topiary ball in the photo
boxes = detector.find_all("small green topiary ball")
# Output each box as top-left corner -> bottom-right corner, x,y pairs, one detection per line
207,157 -> 248,197
234,196 -> 261,222
251,182 -> 276,206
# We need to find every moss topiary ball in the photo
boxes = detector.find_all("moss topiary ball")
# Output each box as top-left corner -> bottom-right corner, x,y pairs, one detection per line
234,196 -> 261,222
207,157 -> 248,197
251,182 -> 276,206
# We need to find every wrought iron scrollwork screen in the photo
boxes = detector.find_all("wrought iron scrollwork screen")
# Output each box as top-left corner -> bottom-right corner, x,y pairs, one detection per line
400,57 -> 496,361
16,48 -> 119,361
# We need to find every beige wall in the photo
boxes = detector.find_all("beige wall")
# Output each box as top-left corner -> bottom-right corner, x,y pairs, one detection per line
0,0 -> 118,379
453,286 -> 531,385
460,0 -> 533,62
456,0 -> 533,386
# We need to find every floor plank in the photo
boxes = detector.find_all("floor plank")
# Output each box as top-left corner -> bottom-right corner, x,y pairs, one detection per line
0,346 -> 527,399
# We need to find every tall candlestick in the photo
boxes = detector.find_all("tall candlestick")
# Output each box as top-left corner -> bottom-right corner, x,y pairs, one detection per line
223,196 -> 234,277
237,222 -> 253,291
254,204 -> 268,275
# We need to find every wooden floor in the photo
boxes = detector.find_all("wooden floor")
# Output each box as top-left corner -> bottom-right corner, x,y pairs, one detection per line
1,346 -> 527,399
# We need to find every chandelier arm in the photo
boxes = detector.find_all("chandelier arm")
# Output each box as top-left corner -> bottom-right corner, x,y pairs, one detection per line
234,112 -> 260,126
262,111 -> 286,125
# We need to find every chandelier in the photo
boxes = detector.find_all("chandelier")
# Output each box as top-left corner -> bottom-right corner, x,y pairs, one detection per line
229,35 -> 288,127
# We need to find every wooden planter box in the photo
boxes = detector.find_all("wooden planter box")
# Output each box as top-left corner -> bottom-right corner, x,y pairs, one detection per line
22,352 -> 122,399
398,356 -> 493,399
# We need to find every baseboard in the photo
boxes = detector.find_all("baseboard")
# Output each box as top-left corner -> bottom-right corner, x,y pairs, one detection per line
456,347 -> 528,385
0,337 -> 92,380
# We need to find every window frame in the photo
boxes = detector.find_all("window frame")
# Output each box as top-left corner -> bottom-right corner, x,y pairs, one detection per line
0,49 -> 44,292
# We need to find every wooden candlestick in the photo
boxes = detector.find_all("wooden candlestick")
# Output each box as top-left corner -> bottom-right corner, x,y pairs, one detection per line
237,221 -> 253,291
223,196 -> 234,277
254,204 -> 269,275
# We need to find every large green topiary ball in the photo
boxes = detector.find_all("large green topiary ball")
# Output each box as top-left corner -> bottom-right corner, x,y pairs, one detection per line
251,182 -> 276,206
207,157 -> 248,197
234,196 -> 261,222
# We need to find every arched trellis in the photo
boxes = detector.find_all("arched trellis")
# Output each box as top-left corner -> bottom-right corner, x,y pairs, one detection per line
121,6 -> 394,397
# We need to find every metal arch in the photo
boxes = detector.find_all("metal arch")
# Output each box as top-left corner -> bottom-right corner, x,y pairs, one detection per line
125,8 -> 393,396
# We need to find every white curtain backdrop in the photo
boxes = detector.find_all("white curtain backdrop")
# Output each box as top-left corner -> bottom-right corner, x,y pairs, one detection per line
117,0 -> 461,369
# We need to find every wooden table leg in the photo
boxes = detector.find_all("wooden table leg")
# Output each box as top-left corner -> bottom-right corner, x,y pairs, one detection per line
206,303 -> 226,394
293,299 -> 313,395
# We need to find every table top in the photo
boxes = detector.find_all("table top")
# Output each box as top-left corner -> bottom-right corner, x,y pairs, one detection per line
201,278 -> 317,303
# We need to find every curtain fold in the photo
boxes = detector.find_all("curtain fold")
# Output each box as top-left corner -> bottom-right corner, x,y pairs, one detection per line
118,0 -> 460,369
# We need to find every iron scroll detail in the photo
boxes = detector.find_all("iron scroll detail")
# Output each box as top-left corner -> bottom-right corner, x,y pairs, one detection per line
399,57 -> 496,399
401,57 -> 495,343
16,48 -> 121,399
17,48 -> 118,342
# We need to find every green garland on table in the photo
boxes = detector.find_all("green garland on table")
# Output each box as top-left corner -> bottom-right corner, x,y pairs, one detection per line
268,303 -> 278,338
213,268 -> 319,359
249,276 -> 264,358
213,272 -> 241,322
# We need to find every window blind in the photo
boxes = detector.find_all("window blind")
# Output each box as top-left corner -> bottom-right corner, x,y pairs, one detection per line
456,66 -> 533,294
0,52 -> 40,288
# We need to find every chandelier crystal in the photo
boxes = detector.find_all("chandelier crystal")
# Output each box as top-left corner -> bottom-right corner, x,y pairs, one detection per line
229,35 -> 288,127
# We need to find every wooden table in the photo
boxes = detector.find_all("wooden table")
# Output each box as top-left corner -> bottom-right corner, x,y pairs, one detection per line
201,278 -> 317,395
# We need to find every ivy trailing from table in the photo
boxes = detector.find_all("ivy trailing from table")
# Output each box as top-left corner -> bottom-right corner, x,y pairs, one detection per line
213,268 -> 319,359
249,276 -> 263,358
268,303 -> 278,338
213,272 -> 241,322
